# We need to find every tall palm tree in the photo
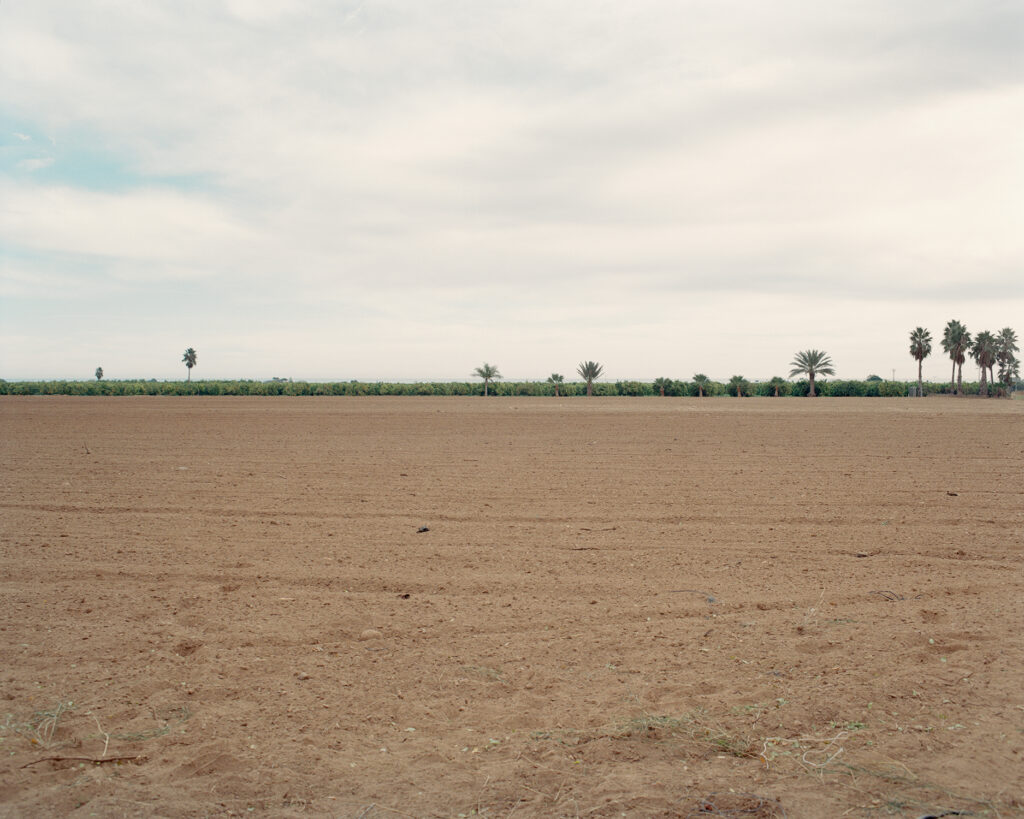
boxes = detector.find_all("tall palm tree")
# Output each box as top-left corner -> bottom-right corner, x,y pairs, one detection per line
769,376 -> 786,397
473,363 -> 501,396
996,327 -> 1019,392
789,349 -> 834,397
971,331 -> 997,397
692,374 -> 710,398
182,348 -> 197,382
577,361 -> 604,397
547,373 -> 564,397
908,327 -> 932,398
728,375 -> 748,397
941,320 -> 970,394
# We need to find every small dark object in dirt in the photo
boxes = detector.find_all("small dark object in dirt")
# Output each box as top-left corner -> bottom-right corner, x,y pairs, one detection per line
855,552 -> 869,558
946,491 -> 958,496
398,593 -> 410,599
688,790 -> 786,817
417,527 -> 429,533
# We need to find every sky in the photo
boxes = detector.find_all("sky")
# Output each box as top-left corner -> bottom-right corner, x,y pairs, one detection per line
2,0 -> 1022,383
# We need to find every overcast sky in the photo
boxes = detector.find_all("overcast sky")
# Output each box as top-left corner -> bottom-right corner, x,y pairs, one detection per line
2,1 -> 1022,383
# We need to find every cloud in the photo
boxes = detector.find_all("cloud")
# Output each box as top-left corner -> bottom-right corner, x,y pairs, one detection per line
0,1 -> 1022,381
16,157 -> 54,171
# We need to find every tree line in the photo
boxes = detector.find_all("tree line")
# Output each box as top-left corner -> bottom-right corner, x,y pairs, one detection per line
9,330 -> 1019,397
0,376 -> 956,397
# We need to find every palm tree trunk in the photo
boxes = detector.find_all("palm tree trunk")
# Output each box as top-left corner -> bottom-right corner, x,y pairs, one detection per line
979,366 -> 987,397
951,360 -> 956,393
484,380 -> 489,397
957,362 -> 963,395
809,375 -> 816,397
586,381 -> 593,397
917,359 -> 923,397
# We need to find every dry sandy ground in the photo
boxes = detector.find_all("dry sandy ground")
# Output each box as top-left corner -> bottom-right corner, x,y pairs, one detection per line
1,396 -> 1022,818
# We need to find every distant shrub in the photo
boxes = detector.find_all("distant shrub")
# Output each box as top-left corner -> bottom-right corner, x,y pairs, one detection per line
825,380 -> 867,397
877,381 -> 908,397
616,380 -> 651,396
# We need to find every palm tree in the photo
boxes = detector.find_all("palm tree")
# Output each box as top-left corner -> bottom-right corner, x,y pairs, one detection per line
908,327 -> 932,398
996,328 -> 1019,393
547,373 -> 564,397
789,349 -> 835,397
692,374 -> 710,398
472,363 -> 501,396
182,348 -> 197,382
971,331 -> 997,397
728,375 -> 748,397
941,320 -> 970,394
999,357 -> 1020,391
95,367 -> 103,381
577,361 -> 604,396
769,376 -> 786,397
653,377 -> 672,397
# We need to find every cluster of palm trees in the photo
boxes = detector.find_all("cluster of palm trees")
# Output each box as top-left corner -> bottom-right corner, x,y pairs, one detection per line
474,361 -> 606,397
475,350 -> 839,397
724,351 -> 835,398
909,323 -> 1018,397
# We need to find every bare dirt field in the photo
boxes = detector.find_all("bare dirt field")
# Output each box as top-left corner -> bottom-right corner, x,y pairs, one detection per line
1,396 -> 1022,818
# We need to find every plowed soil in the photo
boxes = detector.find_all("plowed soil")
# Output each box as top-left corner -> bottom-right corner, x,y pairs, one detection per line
1,396 -> 1022,818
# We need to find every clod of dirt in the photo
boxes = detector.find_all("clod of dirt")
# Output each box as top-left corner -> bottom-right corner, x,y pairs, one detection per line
358,629 -> 383,641
295,672 -> 311,681
173,640 -> 202,657
416,526 -> 430,533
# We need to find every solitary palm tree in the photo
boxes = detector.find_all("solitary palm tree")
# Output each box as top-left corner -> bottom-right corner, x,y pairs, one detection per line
577,361 -> 604,396
728,375 -> 748,397
653,377 -> 672,397
996,327 -> 1019,392
182,348 -> 197,382
769,376 -> 786,397
972,331 -> 997,397
547,373 -> 564,397
789,349 -> 834,397
908,327 -> 932,398
941,320 -> 970,394
692,374 -> 710,398
95,367 -> 103,381
473,363 -> 501,396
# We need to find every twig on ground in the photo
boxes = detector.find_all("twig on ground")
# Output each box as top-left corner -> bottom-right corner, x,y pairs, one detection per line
92,713 -> 110,758
669,589 -> 718,603
21,755 -> 139,768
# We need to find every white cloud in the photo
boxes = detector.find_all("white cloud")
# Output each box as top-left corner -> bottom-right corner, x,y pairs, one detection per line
1,183 -> 258,271
16,157 -> 54,171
